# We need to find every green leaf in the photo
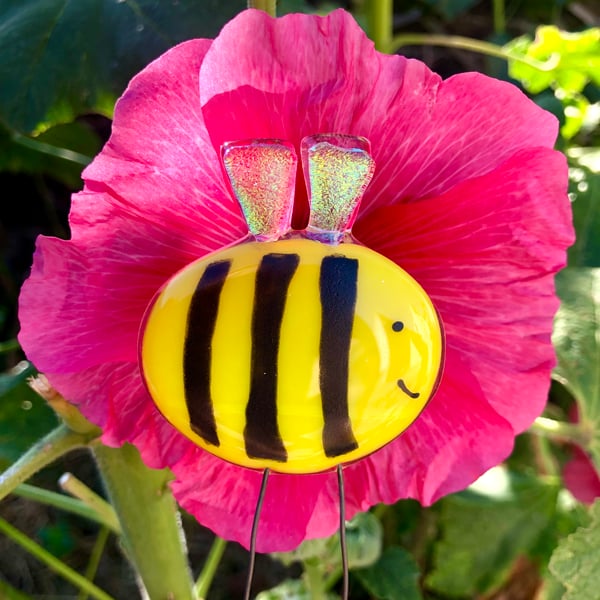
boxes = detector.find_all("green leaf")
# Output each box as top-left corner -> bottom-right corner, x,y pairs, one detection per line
426,467 -> 559,597
422,0 -> 479,20
354,546 -> 422,600
0,0 -> 245,134
256,578 -> 338,600
505,26 -> 600,95
567,161 -> 600,267
549,500 -> 600,599
0,363 -> 57,469
553,268 -> 600,469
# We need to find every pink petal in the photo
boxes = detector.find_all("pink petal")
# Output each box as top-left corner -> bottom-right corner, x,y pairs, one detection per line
302,347 -> 514,541
199,9 -> 558,221
172,449 -> 330,553
563,447 -> 600,504
83,38 -> 246,252
355,147 -> 573,433
19,190 -> 220,374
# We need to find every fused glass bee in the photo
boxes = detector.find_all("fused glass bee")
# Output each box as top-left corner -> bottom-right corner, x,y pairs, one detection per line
139,134 -> 444,598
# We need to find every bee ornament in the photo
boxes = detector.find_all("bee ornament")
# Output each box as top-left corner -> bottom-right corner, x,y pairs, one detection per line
140,134 -> 444,599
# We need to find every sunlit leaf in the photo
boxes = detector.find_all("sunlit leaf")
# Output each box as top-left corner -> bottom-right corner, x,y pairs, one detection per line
0,0 -> 245,134
553,268 -> 600,470
426,467 -> 559,597
505,26 -> 600,95
550,500 -> 600,599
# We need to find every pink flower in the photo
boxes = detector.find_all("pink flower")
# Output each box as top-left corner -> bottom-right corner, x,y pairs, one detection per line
18,9 -> 573,552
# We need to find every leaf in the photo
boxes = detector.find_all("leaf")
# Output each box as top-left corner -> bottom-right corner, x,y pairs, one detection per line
567,160 -> 600,267
0,121 -> 101,187
354,546 -> 422,600
549,500 -> 600,599
553,268 -> 600,469
505,26 -> 600,95
0,362 -> 58,469
426,467 -> 559,597
0,0 -> 245,134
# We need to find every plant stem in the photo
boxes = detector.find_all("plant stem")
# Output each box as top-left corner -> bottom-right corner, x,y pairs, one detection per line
304,558 -> 326,600
0,517 -> 115,600
93,443 -> 194,600
0,578 -> 33,600
390,33 -> 559,71
0,338 -> 20,354
0,424 -> 99,502
247,0 -> 276,17
59,473 -> 121,534
12,483 -> 119,533
492,0 -> 506,35
10,131 -> 92,166
366,0 -> 393,52
195,536 -> 228,599
530,416 -> 593,447
78,526 -> 111,600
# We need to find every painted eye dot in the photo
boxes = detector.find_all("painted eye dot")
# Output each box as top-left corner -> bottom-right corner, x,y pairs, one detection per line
392,321 -> 404,332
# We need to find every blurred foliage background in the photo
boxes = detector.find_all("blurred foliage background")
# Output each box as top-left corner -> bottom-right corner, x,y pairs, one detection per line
0,0 -> 599,598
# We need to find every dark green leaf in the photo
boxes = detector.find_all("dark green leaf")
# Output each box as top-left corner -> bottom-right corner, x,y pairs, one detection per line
426,467 -> 559,597
354,546 -> 422,600
567,160 -> 600,267
0,0 -> 245,134
422,0 -> 479,20
553,268 -> 600,470
0,362 -> 57,469
549,500 -> 600,599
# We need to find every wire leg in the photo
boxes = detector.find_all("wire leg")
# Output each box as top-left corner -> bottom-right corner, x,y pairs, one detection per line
244,468 -> 270,600
338,464 -> 349,600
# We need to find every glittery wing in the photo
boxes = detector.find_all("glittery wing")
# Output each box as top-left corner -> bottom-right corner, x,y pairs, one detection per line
222,139 -> 297,242
301,134 -> 376,244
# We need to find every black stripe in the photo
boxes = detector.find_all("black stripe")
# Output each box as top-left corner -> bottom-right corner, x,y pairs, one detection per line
320,256 -> 359,458
244,253 -> 299,462
183,260 -> 231,446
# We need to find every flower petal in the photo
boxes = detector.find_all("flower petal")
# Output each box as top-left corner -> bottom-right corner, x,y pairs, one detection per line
300,347 -> 514,541
83,38 -> 246,252
355,147 -> 573,433
172,450 -> 329,553
199,9 -> 559,219
19,189 -> 220,373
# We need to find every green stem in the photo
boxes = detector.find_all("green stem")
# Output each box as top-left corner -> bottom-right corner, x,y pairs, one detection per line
78,526 -> 111,600
0,517 -> 115,600
195,536 -> 228,599
303,559 -> 326,600
0,425 -> 100,502
59,473 -> 121,534
530,416 -> 593,447
93,443 -> 194,600
390,33 -> 559,72
10,131 -> 92,166
13,483 -> 119,533
247,0 -> 276,17
0,338 -> 20,354
492,0 -> 506,35
366,0 -> 393,52
0,578 -> 34,600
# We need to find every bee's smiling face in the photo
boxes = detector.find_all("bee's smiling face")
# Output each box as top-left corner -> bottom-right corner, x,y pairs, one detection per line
139,134 -> 445,475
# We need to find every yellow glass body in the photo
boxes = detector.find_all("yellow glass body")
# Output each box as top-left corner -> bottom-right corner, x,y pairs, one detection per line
140,238 -> 443,474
